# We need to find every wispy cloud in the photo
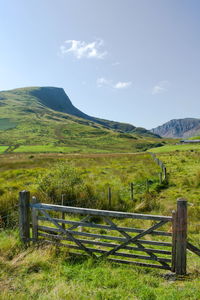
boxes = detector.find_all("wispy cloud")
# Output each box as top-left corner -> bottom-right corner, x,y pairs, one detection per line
97,77 -> 132,89
97,77 -> 111,87
152,80 -> 170,95
60,39 -> 107,59
114,81 -> 132,89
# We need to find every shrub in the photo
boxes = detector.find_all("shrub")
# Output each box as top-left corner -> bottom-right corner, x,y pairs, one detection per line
37,162 -> 96,207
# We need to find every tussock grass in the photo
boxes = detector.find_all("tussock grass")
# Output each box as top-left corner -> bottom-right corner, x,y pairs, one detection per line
0,230 -> 200,299
0,146 -> 8,153
0,153 -> 162,228
1,150 -> 200,299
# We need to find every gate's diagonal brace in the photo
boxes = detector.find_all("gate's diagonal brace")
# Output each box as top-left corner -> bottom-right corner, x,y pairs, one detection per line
133,241 -> 169,268
103,217 -> 131,239
187,242 -> 200,257
40,210 -> 96,259
101,220 -> 168,259
68,215 -> 91,231
103,217 -> 169,267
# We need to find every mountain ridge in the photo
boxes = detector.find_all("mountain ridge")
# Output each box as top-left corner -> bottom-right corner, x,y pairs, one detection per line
0,86 -> 161,153
1,86 -> 158,137
151,118 -> 200,138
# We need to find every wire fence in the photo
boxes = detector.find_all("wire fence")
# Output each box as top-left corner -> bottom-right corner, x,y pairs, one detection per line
0,152 -> 167,229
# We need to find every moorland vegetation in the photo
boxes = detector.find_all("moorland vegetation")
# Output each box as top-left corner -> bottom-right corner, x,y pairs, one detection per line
0,148 -> 200,299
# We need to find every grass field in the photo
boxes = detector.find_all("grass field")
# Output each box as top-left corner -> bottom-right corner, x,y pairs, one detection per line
149,144 -> 200,153
13,145 -> 88,153
0,146 -> 8,153
0,152 -> 161,221
1,230 -> 200,300
0,150 -> 200,299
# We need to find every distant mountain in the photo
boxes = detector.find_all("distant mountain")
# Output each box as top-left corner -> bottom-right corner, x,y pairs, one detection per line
151,118 -> 200,138
0,86 -> 160,153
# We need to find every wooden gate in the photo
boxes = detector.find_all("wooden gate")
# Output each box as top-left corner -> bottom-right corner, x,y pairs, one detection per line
19,191 -> 199,275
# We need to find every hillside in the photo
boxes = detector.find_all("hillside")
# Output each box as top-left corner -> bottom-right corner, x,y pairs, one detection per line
0,87 -> 161,153
151,118 -> 200,138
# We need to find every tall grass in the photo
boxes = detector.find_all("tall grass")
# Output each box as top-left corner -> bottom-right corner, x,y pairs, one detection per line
0,153 -> 162,228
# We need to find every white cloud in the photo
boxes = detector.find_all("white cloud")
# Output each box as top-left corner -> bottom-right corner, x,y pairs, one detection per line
97,77 -> 111,87
114,81 -> 132,89
152,80 -> 170,95
60,39 -> 107,59
97,78 -> 132,89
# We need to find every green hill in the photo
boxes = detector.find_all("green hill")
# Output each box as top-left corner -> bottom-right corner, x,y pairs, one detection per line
0,87 -> 161,153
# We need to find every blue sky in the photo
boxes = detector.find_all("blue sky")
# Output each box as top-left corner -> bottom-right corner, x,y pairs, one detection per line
0,0 -> 200,129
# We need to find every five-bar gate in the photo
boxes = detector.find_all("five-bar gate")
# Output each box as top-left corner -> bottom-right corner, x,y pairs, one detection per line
19,191 -> 199,275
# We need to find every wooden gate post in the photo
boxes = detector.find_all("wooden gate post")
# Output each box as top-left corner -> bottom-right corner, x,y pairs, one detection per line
19,190 -> 30,245
171,210 -> 177,272
31,196 -> 39,242
175,198 -> 187,275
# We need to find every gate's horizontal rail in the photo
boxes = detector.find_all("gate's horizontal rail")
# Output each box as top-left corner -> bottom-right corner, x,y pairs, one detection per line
38,216 -> 172,237
41,240 -> 171,270
31,203 -> 172,221
39,238 -> 171,262
38,232 -> 172,255
38,225 -> 172,247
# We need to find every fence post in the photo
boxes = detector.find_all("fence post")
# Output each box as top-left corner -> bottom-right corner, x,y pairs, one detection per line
31,196 -> 39,242
146,180 -> 149,193
159,173 -> 162,184
19,190 -> 30,246
163,166 -> 167,181
130,182 -> 134,201
108,187 -> 112,209
61,194 -> 66,230
175,198 -> 187,275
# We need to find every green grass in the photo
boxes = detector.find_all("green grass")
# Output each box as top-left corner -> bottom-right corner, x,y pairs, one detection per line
1,150 -> 200,299
189,136 -> 200,140
0,146 -> 8,153
0,230 -> 200,300
0,152 -> 161,225
149,144 -> 200,153
14,145 -> 83,153
0,118 -> 17,130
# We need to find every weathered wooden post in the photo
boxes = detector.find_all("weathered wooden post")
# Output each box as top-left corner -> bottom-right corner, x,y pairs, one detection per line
163,166 -> 167,181
19,190 -> 30,246
159,172 -> 162,184
61,194 -> 66,230
146,180 -> 149,193
108,187 -> 112,209
31,196 -> 39,242
159,160 -> 163,168
130,182 -> 134,201
171,210 -> 177,272
175,198 -> 187,275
